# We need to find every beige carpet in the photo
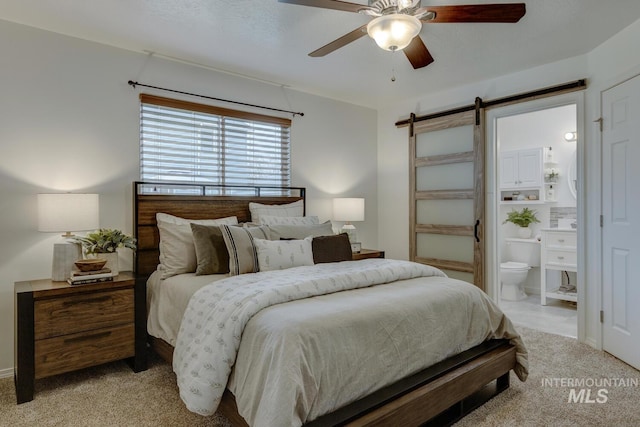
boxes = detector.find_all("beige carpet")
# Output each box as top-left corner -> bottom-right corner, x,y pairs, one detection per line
1,328 -> 638,426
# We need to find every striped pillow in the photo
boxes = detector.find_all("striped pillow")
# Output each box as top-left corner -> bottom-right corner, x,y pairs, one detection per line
219,225 -> 271,275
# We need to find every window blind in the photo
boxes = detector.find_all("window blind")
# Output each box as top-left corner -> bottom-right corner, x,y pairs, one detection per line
140,94 -> 291,191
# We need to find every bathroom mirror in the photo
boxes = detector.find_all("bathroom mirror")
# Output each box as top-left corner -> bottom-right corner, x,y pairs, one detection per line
568,150 -> 577,199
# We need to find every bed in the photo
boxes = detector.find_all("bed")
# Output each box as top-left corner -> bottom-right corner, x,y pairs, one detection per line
133,181 -> 528,427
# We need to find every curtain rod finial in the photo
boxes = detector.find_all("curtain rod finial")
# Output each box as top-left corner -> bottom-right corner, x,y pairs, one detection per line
128,80 -> 137,89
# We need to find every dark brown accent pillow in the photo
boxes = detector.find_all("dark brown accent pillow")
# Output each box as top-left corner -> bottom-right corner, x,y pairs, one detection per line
312,233 -> 352,264
190,223 -> 230,275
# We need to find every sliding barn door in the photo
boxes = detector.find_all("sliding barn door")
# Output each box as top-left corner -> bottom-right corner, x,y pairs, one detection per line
409,105 -> 485,289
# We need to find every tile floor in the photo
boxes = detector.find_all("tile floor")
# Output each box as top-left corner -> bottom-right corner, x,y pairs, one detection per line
499,294 -> 577,338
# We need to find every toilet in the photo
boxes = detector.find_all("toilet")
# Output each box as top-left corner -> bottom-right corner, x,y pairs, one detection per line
500,238 -> 540,301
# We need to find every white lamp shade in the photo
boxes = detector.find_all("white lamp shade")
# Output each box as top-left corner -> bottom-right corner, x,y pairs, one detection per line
367,14 -> 422,51
333,198 -> 365,222
38,193 -> 99,233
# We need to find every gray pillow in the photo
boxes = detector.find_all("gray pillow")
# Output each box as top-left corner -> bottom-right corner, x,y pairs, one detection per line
190,223 -> 230,275
269,221 -> 334,240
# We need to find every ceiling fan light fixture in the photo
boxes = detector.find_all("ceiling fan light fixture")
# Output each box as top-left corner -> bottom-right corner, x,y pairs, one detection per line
366,14 -> 422,52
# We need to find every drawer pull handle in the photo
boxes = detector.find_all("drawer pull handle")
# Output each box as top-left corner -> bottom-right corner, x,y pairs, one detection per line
64,331 -> 111,344
558,239 -> 565,242
62,296 -> 111,307
557,256 -> 565,260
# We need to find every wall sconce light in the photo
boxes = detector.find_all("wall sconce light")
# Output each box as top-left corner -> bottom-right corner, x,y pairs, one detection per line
564,131 -> 577,142
333,198 -> 365,251
38,193 -> 100,280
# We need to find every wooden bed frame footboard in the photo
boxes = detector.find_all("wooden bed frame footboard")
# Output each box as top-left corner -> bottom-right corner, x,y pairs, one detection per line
135,181 -> 517,426
150,336 -> 516,427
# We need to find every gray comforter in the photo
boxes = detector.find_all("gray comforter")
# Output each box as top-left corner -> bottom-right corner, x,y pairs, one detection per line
173,259 -> 528,426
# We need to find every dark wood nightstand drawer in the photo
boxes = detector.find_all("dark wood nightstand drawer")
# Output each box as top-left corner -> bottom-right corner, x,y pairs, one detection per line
34,288 -> 134,339
35,323 -> 135,379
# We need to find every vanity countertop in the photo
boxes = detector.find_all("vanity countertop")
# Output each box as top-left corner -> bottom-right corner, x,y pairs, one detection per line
541,227 -> 576,232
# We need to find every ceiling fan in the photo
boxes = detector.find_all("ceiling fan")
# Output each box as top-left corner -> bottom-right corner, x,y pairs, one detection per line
278,0 -> 526,69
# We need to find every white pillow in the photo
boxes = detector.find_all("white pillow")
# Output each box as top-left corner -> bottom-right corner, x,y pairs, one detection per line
259,215 -> 319,226
156,212 -> 237,225
157,213 -> 238,279
254,237 -> 314,272
249,200 -> 304,223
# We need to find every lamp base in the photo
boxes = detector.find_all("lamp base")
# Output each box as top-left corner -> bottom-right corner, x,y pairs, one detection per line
340,224 -> 358,246
52,242 -> 82,281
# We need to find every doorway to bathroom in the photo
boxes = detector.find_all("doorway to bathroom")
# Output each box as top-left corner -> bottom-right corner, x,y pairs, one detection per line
486,93 -> 583,340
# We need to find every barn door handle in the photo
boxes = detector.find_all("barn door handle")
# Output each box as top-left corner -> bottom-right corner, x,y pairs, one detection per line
474,219 -> 480,243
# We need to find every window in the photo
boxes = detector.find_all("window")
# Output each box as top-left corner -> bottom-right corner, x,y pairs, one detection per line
139,95 -> 291,193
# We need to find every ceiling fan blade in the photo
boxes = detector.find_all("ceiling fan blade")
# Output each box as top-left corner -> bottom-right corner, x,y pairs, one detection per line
309,24 -> 368,57
403,36 -> 435,69
278,0 -> 373,14
426,4 -> 526,23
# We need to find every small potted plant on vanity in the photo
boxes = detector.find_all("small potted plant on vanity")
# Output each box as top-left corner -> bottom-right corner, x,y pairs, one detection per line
503,207 -> 540,239
72,229 -> 136,276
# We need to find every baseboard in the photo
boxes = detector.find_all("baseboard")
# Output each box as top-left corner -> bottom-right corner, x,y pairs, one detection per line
584,337 -> 598,349
0,367 -> 13,379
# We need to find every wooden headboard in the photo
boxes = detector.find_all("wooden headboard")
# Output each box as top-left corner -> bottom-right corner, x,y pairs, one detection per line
133,181 -> 306,276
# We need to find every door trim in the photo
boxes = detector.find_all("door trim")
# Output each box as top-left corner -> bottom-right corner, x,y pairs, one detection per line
485,91 -> 585,343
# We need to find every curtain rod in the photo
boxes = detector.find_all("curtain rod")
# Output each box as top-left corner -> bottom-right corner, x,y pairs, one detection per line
127,80 -> 304,117
396,79 -> 586,127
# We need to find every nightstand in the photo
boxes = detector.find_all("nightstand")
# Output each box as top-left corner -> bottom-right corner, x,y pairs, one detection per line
352,249 -> 385,261
14,271 -> 147,404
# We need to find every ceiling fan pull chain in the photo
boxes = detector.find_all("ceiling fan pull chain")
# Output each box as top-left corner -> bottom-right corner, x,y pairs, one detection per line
391,51 -> 397,82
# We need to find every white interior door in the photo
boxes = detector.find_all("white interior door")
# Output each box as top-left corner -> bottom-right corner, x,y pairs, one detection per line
602,74 -> 640,369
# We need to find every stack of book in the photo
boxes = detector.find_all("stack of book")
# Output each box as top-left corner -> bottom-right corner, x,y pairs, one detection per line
67,268 -> 114,285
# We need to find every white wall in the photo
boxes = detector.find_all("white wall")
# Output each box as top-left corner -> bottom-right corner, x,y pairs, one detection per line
0,20 -> 377,373
378,17 -> 640,347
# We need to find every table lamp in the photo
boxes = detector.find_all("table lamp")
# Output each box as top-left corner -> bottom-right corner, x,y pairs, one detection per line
333,198 -> 364,252
38,193 -> 99,280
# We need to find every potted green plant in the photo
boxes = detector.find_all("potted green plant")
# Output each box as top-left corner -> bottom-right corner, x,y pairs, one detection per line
71,229 -> 136,275
503,207 -> 540,238
545,168 -> 560,183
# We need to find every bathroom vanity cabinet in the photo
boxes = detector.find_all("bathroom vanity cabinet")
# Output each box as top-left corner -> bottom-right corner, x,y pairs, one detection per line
540,229 -> 577,305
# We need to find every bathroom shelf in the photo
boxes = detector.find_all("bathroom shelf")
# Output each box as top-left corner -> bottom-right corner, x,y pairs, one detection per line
500,200 -> 546,205
545,291 -> 577,303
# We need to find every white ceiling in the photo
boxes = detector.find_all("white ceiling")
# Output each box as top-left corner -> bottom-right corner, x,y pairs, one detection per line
3,0 -> 640,107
